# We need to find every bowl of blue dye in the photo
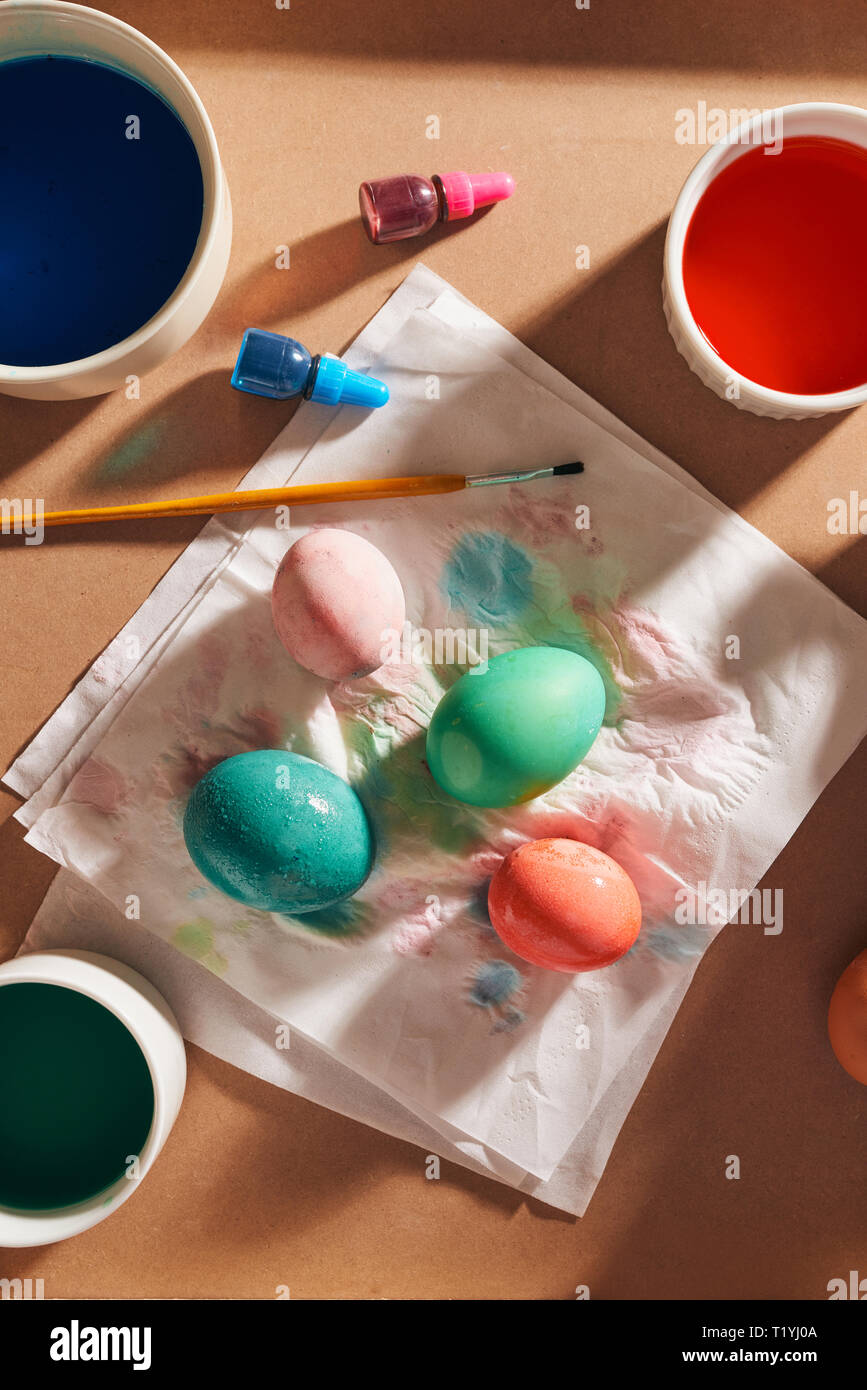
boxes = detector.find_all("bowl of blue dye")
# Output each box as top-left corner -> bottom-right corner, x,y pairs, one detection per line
0,1 -> 232,399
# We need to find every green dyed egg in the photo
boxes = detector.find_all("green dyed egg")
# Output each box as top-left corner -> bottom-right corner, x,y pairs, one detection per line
183,750 -> 374,914
425,647 -> 605,808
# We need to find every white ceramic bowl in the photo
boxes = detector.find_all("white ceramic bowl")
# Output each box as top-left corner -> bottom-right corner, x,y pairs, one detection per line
0,0 -> 232,400
0,949 -> 186,1247
663,102 -> 867,419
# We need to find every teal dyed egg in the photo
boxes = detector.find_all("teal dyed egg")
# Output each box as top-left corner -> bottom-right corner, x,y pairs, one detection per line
183,750 -> 374,914
425,647 -> 605,808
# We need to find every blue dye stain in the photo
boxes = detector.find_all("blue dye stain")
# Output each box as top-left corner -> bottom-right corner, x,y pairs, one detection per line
0,56 -> 203,366
467,881 -> 493,924
470,959 -> 523,1007
442,532 -> 533,626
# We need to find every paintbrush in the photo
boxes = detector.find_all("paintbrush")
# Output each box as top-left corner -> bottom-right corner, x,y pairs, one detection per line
15,462 -> 584,530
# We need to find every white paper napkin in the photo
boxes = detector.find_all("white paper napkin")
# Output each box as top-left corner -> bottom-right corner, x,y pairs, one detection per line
21,868 -> 693,1215
8,267 -> 867,1212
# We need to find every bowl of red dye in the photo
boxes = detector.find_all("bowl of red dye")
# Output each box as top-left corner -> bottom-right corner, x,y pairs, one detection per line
664,103 -> 867,418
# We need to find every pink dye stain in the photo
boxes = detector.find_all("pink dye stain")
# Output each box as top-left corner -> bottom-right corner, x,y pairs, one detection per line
229,708 -> 283,750
458,587 -> 764,927
608,601 -> 756,764
152,741 -> 238,801
392,918 -> 438,956
607,604 -> 688,684
470,848 -> 507,877
331,660 -> 424,704
377,879 -> 445,956
499,489 -> 584,547
505,805 -> 682,923
330,665 -> 430,742
579,532 -> 604,557
66,758 -> 129,814
570,596 -> 628,673
154,702 -> 289,800
243,619 -> 277,672
176,746 -> 226,791
90,649 -> 135,688
183,634 -> 229,719
571,597 -> 751,746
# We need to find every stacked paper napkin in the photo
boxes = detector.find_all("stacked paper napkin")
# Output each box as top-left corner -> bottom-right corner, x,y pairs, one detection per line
7,267 -> 867,1214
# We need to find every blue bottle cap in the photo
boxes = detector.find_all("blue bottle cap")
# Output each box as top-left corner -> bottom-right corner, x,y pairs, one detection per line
231,331 -> 389,408
310,353 -> 390,409
231,329 -> 314,400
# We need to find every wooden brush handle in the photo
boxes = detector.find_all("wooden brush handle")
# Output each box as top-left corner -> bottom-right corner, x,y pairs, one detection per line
24,474 -> 468,529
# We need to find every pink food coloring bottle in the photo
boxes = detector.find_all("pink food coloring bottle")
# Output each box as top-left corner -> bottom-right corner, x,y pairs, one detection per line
359,170 -> 515,244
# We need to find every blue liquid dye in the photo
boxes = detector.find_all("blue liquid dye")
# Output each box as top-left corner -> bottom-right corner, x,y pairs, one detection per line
0,55 -> 204,366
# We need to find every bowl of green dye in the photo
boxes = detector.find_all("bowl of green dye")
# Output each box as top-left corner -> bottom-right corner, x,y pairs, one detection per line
0,949 -> 186,1247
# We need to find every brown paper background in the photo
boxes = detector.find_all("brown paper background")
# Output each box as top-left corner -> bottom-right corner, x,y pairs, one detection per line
1,0 -> 866,1299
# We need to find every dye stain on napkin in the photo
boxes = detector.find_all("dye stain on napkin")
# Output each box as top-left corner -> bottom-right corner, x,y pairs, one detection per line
0,55 -> 203,366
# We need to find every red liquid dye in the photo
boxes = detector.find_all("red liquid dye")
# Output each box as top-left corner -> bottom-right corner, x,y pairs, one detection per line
682,136 -> 867,395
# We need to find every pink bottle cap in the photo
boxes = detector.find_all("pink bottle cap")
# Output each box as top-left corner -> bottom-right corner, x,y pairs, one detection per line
437,171 -> 515,222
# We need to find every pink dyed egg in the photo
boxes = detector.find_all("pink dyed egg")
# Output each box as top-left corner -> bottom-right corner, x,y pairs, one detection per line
272,529 -> 405,681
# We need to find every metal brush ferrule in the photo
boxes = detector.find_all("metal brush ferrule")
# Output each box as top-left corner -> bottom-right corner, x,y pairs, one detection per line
465,468 -> 554,488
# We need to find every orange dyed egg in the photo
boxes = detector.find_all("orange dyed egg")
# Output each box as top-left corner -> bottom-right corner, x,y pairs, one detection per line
828,947 -> 867,1085
488,838 -> 642,973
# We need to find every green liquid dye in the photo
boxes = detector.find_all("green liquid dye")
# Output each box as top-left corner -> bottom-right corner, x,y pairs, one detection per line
0,983 -> 155,1211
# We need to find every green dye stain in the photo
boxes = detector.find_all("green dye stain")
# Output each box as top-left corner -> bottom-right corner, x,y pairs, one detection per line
288,898 -> 372,938
498,551 -> 623,722
0,983 -> 154,1211
95,420 -> 166,483
173,918 -> 228,975
523,603 -> 623,721
350,720 -> 481,854
441,531 -> 621,722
